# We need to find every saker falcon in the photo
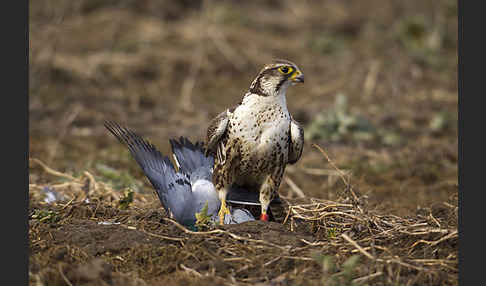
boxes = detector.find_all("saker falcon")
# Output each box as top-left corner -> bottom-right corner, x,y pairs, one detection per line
205,59 -> 305,224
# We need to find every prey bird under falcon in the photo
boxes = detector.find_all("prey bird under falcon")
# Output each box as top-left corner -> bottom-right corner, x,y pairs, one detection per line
104,121 -> 255,228
205,59 -> 305,224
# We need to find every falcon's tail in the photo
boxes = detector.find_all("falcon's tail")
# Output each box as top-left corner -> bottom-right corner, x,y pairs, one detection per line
169,137 -> 214,174
104,121 -> 193,222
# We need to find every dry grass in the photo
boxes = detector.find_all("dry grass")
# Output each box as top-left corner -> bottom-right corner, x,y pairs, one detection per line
29,147 -> 457,285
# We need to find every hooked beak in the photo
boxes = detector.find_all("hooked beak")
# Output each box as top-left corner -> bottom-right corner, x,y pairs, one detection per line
290,71 -> 304,84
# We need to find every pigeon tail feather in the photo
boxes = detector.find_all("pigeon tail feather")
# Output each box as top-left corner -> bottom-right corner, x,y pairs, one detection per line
104,121 -> 193,222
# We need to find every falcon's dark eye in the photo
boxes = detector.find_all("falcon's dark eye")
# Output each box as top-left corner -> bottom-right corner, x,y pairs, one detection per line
278,66 -> 293,74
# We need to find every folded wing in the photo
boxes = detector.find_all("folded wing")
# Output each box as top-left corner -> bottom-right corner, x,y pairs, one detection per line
288,118 -> 304,164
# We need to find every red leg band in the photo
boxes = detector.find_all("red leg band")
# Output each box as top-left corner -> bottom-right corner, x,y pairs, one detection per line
260,213 -> 269,221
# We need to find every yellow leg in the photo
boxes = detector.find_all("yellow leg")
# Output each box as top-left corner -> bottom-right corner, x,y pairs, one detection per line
218,197 -> 231,224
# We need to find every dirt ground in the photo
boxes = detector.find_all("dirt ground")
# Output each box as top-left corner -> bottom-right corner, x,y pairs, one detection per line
29,0 -> 458,285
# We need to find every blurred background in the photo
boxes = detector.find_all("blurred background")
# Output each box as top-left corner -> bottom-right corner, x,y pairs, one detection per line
29,0 -> 458,216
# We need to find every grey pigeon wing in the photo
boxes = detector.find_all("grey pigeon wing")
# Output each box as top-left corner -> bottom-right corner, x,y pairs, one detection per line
170,137 -> 214,174
162,164 -> 195,223
104,121 -> 194,222
226,208 -> 255,224
210,207 -> 255,224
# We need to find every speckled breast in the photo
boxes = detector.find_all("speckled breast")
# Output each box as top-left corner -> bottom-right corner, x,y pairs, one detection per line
227,95 -> 291,182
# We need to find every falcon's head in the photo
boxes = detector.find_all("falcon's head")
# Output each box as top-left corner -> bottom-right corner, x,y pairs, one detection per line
249,59 -> 304,97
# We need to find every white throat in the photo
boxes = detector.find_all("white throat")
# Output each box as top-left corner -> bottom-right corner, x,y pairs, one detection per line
243,88 -> 288,110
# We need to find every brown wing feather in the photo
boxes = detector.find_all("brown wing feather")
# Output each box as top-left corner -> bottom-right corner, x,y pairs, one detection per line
288,118 -> 304,164
205,109 -> 230,157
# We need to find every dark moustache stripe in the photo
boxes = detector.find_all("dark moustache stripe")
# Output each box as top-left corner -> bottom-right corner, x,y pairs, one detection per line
249,66 -> 296,96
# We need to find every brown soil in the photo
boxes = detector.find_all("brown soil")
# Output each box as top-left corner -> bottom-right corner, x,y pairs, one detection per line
29,189 -> 457,285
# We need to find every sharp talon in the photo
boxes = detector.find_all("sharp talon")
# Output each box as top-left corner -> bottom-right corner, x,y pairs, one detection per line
260,213 -> 269,221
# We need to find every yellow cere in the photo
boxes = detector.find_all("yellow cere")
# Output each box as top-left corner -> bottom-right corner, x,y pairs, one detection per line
289,70 -> 301,80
